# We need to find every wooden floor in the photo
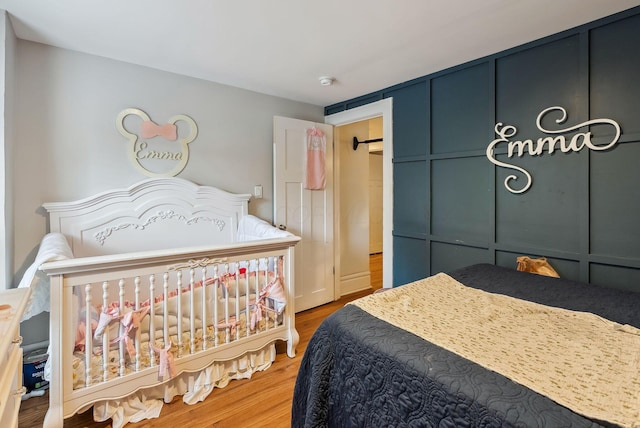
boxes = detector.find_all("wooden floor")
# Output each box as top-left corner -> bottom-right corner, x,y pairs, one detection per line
19,254 -> 383,428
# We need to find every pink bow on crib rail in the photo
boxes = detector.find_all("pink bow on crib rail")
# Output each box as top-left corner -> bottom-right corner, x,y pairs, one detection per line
94,306 -> 120,339
215,317 -> 239,337
141,120 -> 177,141
111,306 -> 150,358
74,319 -> 98,352
152,342 -> 176,380
250,272 -> 286,330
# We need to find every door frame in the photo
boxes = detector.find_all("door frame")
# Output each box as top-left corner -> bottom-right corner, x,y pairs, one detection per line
325,98 -> 393,289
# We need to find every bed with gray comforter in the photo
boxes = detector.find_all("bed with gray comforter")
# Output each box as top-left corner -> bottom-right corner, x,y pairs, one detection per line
292,264 -> 640,427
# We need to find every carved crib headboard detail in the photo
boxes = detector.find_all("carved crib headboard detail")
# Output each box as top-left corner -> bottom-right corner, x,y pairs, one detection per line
43,178 -> 251,257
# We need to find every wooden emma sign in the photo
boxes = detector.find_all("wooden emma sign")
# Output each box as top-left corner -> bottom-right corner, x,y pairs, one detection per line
116,108 -> 198,177
486,106 -> 621,194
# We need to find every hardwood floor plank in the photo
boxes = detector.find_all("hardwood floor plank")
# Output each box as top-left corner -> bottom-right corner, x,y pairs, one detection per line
19,255 -> 382,427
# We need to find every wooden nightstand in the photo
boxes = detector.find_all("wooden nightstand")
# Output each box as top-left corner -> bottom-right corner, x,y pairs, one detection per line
0,288 -> 30,428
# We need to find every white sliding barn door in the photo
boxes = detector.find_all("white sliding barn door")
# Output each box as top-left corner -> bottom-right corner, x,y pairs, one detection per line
273,116 -> 334,312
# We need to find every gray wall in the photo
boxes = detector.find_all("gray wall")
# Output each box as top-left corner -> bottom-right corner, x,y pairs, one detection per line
12,40 -> 323,345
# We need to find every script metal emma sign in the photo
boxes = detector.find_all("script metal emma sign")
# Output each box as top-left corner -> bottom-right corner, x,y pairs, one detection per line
486,106 -> 621,194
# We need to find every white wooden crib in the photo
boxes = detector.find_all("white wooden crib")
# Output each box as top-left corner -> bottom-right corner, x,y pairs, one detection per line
37,178 -> 300,428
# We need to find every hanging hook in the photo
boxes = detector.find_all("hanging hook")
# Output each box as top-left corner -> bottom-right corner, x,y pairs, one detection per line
353,137 -> 383,151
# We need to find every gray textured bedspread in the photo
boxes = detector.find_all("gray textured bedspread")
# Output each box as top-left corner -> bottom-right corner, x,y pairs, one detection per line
292,264 -> 640,427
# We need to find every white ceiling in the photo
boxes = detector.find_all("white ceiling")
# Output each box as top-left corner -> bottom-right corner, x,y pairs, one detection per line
1,0 -> 639,107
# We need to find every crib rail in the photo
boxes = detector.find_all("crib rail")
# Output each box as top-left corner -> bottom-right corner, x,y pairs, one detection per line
40,236 -> 299,426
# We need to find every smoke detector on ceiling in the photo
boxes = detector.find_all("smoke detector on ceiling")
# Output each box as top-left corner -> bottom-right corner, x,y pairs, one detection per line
318,76 -> 335,86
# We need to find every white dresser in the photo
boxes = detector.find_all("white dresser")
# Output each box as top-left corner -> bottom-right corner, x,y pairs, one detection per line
0,288 -> 30,428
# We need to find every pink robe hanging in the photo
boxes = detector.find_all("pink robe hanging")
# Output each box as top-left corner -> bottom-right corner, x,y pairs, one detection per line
304,128 -> 326,190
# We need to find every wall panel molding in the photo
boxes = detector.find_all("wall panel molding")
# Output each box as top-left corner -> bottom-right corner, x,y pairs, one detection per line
327,6 -> 640,290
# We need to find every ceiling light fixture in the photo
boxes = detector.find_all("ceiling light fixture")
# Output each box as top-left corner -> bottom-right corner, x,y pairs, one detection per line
318,76 -> 335,86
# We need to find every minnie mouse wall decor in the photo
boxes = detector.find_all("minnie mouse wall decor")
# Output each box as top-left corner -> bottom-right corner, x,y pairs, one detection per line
116,108 -> 198,177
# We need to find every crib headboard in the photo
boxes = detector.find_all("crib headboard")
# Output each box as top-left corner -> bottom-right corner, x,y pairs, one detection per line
43,178 -> 251,257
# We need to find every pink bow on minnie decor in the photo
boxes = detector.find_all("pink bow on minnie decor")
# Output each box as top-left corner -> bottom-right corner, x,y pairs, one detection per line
141,120 -> 177,141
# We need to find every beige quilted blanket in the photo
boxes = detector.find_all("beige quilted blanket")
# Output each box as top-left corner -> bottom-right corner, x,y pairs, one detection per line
351,273 -> 640,427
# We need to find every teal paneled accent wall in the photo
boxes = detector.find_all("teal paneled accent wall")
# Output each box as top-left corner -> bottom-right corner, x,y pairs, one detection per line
326,7 -> 640,290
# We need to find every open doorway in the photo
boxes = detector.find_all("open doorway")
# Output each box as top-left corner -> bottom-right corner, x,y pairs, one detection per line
331,119 -> 379,295
325,98 -> 393,294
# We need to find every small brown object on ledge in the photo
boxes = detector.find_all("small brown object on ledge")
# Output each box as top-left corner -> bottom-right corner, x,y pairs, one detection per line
516,256 -> 560,278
